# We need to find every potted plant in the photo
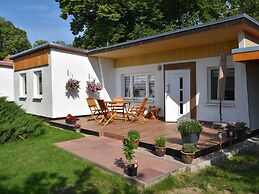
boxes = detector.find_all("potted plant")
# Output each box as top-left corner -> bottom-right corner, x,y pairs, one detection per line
128,130 -> 140,149
235,121 -> 246,137
65,78 -> 80,92
181,144 -> 197,164
65,114 -> 77,125
74,124 -> 81,133
226,121 -> 246,138
154,136 -> 167,157
177,119 -> 202,144
123,137 -> 138,177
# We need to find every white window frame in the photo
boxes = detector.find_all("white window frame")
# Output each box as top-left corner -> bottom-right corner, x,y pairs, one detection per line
19,73 -> 27,98
33,71 -> 43,99
123,73 -> 155,100
207,66 -> 235,104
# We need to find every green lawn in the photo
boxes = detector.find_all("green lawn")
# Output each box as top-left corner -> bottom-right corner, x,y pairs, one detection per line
0,125 -> 137,194
0,124 -> 258,194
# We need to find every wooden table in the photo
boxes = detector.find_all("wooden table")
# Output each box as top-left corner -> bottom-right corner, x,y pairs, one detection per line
105,101 -> 132,121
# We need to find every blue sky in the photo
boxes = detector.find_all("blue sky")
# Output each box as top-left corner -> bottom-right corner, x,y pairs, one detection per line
0,0 -> 74,44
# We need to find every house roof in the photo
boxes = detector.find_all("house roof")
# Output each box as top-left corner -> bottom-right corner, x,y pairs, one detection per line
9,43 -> 88,60
232,46 -> 259,62
0,61 -> 13,68
89,14 -> 259,58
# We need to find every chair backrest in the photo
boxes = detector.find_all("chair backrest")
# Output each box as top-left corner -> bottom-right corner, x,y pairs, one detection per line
139,98 -> 148,109
97,100 -> 110,117
87,98 -> 98,108
112,97 -> 124,106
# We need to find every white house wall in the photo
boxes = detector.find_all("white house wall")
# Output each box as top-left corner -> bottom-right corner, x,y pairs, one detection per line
13,65 -> 53,117
0,67 -> 14,101
114,56 -> 250,126
196,56 -> 250,126
50,49 -> 115,118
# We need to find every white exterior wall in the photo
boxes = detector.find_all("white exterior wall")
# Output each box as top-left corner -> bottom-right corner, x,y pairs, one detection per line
14,65 -> 53,117
50,49 -> 115,118
0,67 -> 14,101
114,56 -> 250,126
196,56 -> 250,126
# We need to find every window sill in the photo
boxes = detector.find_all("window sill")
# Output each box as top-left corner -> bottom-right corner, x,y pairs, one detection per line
206,103 -> 235,107
33,96 -> 42,100
125,98 -> 155,103
18,96 -> 27,100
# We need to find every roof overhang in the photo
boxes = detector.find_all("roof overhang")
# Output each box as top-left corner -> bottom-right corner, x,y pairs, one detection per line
0,61 -> 13,68
10,43 -> 88,60
232,46 -> 259,62
89,14 -> 259,59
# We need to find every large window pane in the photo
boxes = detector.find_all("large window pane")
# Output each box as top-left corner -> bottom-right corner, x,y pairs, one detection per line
211,69 -> 218,100
124,76 -> 130,97
210,68 -> 235,101
149,75 -> 155,98
133,75 -> 146,98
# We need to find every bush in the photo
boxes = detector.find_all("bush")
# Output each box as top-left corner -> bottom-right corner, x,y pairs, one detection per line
128,130 -> 140,140
0,97 -> 44,144
227,121 -> 246,131
155,136 -> 167,147
182,144 -> 197,153
177,119 -> 202,134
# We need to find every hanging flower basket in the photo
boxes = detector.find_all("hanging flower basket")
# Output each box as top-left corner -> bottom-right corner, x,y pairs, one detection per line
65,78 -> 80,92
86,79 -> 103,93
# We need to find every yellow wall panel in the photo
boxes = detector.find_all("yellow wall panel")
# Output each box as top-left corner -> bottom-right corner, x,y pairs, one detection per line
114,40 -> 237,68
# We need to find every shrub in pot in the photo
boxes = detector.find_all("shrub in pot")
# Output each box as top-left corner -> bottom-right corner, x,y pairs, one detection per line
128,130 -> 140,149
123,137 -> 138,176
226,121 -> 246,138
181,144 -> 197,164
177,119 -> 202,144
154,136 -> 167,157
65,114 -> 77,125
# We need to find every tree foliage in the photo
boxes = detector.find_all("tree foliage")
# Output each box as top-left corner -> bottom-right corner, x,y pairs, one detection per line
56,0 -> 259,50
33,40 -> 49,47
0,17 -> 31,60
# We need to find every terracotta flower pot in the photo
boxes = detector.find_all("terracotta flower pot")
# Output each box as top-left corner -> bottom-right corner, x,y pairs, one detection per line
126,164 -> 138,177
155,146 -> 166,157
181,151 -> 195,164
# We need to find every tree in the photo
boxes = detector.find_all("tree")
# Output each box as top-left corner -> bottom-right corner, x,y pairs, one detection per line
55,0 -> 259,50
53,40 -> 70,46
33,40 -> 48,47
0,17 -> 31,60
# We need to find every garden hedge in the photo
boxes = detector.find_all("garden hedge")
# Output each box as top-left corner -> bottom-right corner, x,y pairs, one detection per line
0,97 -> 44,144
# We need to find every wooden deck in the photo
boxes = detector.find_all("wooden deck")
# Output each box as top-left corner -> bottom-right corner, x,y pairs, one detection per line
50,117 -> 231,158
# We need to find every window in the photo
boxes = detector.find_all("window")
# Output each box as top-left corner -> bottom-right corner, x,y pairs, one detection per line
209,67 -> 235,102
124,76 -> 130,97
149,75 -> 155,98
133,75 -> 146,98
123,74 -> 154,99
34,71 -> 43,96
19,73 -> 27,96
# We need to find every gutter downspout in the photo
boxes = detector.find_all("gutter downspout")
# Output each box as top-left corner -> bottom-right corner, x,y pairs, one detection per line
98,57 -> 105,97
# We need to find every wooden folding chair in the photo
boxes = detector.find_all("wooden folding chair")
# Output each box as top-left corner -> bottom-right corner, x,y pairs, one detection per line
86,98 -> 102,121
128,98 -> 148,123
97,99 -> 117,126
111,97 -> 125,115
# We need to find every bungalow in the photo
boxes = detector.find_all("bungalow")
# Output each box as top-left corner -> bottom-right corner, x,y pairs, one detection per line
9,14 -> 259,129
0,59 -> 14,101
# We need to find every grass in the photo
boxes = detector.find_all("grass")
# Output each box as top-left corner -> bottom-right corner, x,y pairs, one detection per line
145,150 -> 259,194
0,124 -> 137,194
0,124 -> 258,194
